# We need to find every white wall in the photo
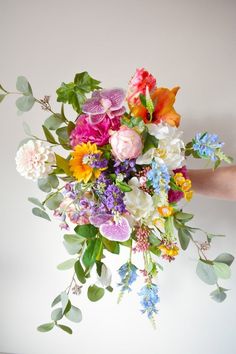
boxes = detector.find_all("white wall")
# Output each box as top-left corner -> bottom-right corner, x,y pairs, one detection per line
0,0 -> 236,353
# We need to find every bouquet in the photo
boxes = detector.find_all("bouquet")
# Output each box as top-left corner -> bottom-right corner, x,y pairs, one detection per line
1,68 -> 234,334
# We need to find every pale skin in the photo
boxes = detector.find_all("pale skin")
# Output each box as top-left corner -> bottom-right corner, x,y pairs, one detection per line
188,166 -> 236,201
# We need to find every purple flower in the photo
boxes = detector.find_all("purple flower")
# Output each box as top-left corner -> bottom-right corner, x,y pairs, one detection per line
113,159 -> 136,178
83,153 -> 108,169
104,184 -> 126,213
82,88 -> 126,124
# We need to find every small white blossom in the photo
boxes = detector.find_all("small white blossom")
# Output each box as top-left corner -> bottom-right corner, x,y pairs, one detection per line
15,140 -> 55,181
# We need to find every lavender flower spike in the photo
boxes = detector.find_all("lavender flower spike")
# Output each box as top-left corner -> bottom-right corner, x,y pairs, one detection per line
82,88 -> 126,124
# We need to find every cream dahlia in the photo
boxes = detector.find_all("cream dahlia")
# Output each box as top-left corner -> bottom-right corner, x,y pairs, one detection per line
15,140 -> 55,181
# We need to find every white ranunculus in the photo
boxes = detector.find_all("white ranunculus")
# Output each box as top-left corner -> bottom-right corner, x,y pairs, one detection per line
124,177 -> 154,221
15,140 -> 55,181
137,123 -> 185,170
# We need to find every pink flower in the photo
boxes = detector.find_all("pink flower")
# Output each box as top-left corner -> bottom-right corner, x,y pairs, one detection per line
126,68 -> 156,107
168,166 -> 189,203
70,114 -> 121,148
110,126 -> 143,161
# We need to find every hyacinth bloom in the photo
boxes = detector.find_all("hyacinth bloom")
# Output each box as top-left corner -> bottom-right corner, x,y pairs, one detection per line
69,142 -> 105,183
193,132 -> 224,161
138,283 -> 159,320
131,86 -> 181,127
82,88 -> 126,124
70,113 -> 121,147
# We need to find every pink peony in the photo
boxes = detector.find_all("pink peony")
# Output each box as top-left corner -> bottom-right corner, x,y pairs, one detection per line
126,68 -> 156,107
110,126 -> 143,161
70,114 -> 121,148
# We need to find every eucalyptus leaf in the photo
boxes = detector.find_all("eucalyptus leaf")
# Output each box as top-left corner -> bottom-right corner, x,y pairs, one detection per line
44,114 -> 64,130
51,294 -> 61,307
16,76 -> 32,95
45,192 -> 63,210
60,291 -> 69,314
63,234 -> 84,255
32,207 -> 51,221
210,287 -> 227,303
87,284 -> 105,302
51,308 -> 63,321
28,197 -> 45,210
214,253 -> 234,266
65,305 -> 82,323
16,95 -> 35,112
178,228 -> 191,250
38,178 -> 52,193
56,324 -> 72,334
74,260 -> 86,284
196,260 -> 217,285
37,322 -> 54,332
22,121 -> 32,136
213,262 -> 231,279
174,211 -> 194,222
57,258 -> 76,270
42,125 -> 58,144
0,84 -> 8,94
0,94 -> 6,103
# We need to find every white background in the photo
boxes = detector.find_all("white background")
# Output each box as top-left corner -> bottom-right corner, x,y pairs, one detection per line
0,0 -> 236,353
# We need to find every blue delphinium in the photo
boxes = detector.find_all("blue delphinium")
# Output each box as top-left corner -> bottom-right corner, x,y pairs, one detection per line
138,283 -> 159,321
117,262 -> 138,302
147,160 -> 170,195
192,132 -> 224,161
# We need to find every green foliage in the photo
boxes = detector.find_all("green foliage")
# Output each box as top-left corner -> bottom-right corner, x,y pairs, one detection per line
22,121 -> 32,136
207,233 -> 225,243
213,262 -> 231,279
16,95 -> 35,112
32,207 -> 51,221
65,305 -> 82,323
74,224 -> 98,238
38,175 -> 59,193
56,72 -> 101,113
116,181 -> 132,192
82,238 -> 102,268
210,287 -> 228,303
44,114 -> 65,130
16,76 -> 33,95
37,322 -> 54,332
0,83 -> 9,94
56,324 -> 73,334
45,192 -> 64,210
55,154 -> 72,176
57,258 -> 76,270
51,308 -> 63,321
174,211 -> 194,222
214,253 -> 234,266
102,237 -> 120,254
60,291 -> 70,314
51,294 -> 61,307
196,260 -> 217,285
87,284 -> 105,302
142,131 -> 159,154
42,125 -> 58,144
149,232 -> 161,246
63,234 -> 84,255
0,94 -> 6,103
28,197 -> 45,210
74,260 -> 86,284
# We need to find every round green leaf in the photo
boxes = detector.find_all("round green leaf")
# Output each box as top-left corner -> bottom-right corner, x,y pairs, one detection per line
196,260 -> 217,285
51,308 -> 63,321
37,322 -> 54,332
213,262 -> 231,279
28,197 -> 45,210
57,258 -> 76,270
214,253 -> 234,266
74,224 -> 98,238
16,76 -> 32,95
87,284 -> 105,302
44,114 -> 64,130
45,192 -> 63,210
210,288 -> 227,303
65,305 -> 82,323
56,324 -> 72,334
16,95 -> 35,112
38,178 -> 52,193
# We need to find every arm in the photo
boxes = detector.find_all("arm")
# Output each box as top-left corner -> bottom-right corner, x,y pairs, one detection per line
188,166 -> 236,201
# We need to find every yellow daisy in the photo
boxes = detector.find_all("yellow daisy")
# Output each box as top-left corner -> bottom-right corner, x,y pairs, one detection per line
69,142 -> 104,183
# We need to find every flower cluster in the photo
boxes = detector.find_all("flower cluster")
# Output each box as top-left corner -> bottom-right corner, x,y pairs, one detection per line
9,69 -> 233,333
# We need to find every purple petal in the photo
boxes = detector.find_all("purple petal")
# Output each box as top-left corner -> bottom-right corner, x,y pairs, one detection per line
101,89 -> 125,110
82,98 -> 106,115
88,113 -> 106,125
107,106 -> 126,119
89,213 -> 113,227
99,216 -> 131,242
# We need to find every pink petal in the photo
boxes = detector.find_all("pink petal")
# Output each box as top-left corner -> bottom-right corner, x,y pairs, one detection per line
89,213 -> 113,227
88,113 -> 106,125
99,216 -> 131,242
82,98 -> 106,115
101,89 -> 125,110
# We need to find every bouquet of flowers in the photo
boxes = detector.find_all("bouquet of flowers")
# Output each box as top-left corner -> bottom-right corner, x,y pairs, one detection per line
1,68 -> 234,334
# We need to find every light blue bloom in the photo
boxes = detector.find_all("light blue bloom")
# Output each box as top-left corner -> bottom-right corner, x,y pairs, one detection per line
147,160 -> 170,195
117,262 -> 138,293
193,132 -> 224,161
138,283 -> 159,319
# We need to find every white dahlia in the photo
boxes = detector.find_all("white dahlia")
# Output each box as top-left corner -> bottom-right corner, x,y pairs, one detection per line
15,140 -> 55,181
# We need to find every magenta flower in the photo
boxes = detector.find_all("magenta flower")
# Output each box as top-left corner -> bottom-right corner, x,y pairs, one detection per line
70,114 -> 121,147
168,166 -> 189,203
82,88 -> 126,124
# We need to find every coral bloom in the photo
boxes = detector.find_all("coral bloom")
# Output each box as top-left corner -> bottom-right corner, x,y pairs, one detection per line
69,142 -> 104,183
132,86 -> 181,127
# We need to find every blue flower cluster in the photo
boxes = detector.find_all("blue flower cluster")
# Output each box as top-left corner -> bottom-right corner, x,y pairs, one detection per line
193,133 -> 224,161
118,262 -> 138,293
147,160 -> 170,194
138,283 -> 159,319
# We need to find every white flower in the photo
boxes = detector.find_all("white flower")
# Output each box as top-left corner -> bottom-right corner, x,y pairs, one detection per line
136,123 -> 185,170
124,177 -> 154,221
15,140 -> 55,181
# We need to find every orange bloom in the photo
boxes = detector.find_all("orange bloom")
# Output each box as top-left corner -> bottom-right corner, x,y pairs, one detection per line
184,190 -> 193,202
181,179 -> 192,192
159,244 -> 179,257
131,86 -> 181,127
69,142 -> 103,183
158,205 -> 173,217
